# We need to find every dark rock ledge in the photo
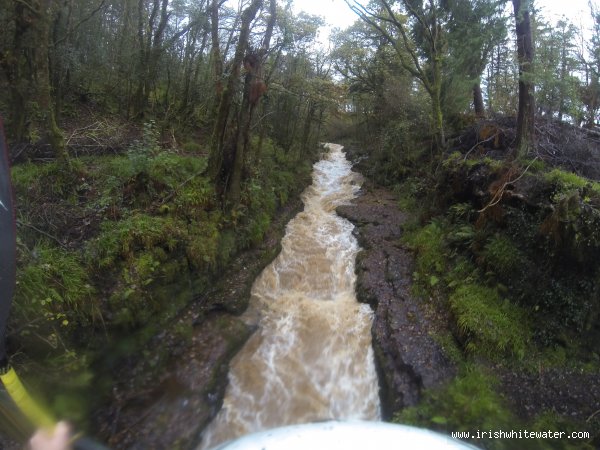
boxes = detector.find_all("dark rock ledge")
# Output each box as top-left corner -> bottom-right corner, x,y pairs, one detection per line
337,186 -> 456,419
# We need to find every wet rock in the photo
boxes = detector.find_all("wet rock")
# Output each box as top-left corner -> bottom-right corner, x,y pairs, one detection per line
101,314 -> 252,450
338,188 -> 455,419
499,367 -> 600,424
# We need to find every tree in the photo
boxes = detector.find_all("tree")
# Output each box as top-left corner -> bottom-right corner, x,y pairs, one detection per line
207,0 -> 264,203
331,20 -> 416,139
444,0 -> 507,119
1,1 -> 68,158
581,1 -> 600,127
485,34 -> 518,115
266,10 -> 322,148
535,18 -> 582,122
512,0 -> 535,157
348,0 -> 449,149
227,0 -> 277,205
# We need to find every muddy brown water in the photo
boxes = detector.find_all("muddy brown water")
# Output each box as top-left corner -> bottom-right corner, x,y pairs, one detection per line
199,144 -> 381,449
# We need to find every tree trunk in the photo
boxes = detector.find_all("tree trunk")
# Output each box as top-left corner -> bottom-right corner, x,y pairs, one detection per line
207,0 -> 263,200
134,0 -> 169,117
431,75 -> 445,149
473,83 -> 486,118
3,2 -> 29,143
210,0 -> 223,97
5,1 -> 67,158
227,72 -> 255,205
558,37 -> 568,122
36,9 -> 67,160
430,38 -> 445,149
226,0 -> 276,206
512,0 -> 535,158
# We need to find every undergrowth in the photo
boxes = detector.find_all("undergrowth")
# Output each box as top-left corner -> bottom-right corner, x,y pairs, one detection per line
395,365 -> 594,450
8,123 -> 315,427
395,365 -> 515,449
388,146 -> 600,447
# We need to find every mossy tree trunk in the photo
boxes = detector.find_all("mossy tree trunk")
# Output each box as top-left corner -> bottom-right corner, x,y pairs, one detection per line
207,0 -> 263,200
2,2 -> 29,143
3,1 -> 67,159
512,0 -> 535,159
226,0 -> 276,206
473,83 -> 486,118
210,0 -> 224,101
431,57 -> 446,149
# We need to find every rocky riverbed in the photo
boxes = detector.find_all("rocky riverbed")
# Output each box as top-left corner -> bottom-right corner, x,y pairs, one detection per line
337,185 -> 456,418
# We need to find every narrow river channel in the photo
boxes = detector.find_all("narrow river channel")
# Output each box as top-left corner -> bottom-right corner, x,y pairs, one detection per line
199,144 -> 381,449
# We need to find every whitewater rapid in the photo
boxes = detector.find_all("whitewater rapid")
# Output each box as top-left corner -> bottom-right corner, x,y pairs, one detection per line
199,144 -> 380,449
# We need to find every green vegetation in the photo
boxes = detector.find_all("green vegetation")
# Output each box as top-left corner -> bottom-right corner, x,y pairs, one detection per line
364,151 -> 600,448
404,220 -> 446,292
396,366 -> 515,448
396,365 -> 596,450
14,243 -> 101,371
330,0 -> 600,447
7,122 -> 315,429
2,0 -> 600,445
450,283 -> 529,359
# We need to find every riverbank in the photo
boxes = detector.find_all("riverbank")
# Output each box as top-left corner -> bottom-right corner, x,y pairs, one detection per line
92,193 -> 308,449
2,124 -> 319,448
339,140 -> 600,449
337,185 -> 455,418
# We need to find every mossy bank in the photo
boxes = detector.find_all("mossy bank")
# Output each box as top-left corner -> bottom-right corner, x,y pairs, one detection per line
2,121 -> 319,447
341,121 -> 600,450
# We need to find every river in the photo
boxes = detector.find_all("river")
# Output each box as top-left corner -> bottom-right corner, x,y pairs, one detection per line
199,144 -> 381,449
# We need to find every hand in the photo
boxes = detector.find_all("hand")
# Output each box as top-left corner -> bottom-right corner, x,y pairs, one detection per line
29,421 -> 73,450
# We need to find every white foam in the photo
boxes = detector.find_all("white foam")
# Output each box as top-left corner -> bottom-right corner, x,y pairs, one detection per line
199,144 -> 380,450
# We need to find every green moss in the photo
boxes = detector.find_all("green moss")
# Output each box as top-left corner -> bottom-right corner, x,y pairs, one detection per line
443,152 -> 503,171
404,220 -> 447,291
541,191 -> 600,265
396,366 -> 596,449
529,411 -> 596,450
482,234 -> 523,277
173,178 -> 215,213
15,244 -> 98,330
545,168 -> 589,191
431,332 -> 464,365
217,229 -> 238,268
148,153 -> 207,189
12,160 -> 87,202
544,168 -> 600,202
88,214 -> 183,267
246,212 -> 271,247
186,217 -> 221,269
395,365 -> 515,449
521,158 -> 546,173
181,141 -> 204,153
449,283 -> 530,359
